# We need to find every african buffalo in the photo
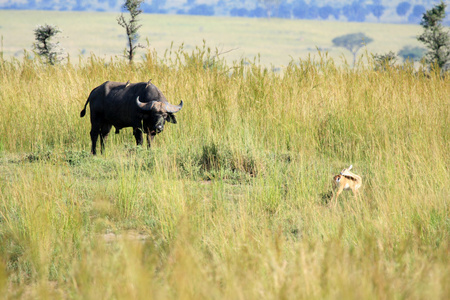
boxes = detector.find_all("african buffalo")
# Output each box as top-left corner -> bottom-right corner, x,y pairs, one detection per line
80,80 -> 183,154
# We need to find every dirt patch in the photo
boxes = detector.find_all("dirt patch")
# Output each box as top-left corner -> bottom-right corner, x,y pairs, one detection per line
102,230 -> 150,242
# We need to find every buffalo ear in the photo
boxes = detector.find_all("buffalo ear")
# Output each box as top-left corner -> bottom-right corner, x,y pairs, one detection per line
167,113 -> 177,124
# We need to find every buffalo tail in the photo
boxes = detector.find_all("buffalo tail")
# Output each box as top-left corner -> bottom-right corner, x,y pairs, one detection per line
80,98 -> 89,117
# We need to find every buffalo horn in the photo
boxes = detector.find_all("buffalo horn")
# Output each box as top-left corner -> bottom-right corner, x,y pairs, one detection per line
136,96 -> 156,111
163,100 -> 183,113
136,97 -> 183,113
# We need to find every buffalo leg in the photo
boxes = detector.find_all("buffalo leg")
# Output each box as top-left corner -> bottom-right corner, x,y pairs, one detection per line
100,124 -> 112,154
146,133 -> 156,148
133,128 -> 144,146
90,124 -> 100,155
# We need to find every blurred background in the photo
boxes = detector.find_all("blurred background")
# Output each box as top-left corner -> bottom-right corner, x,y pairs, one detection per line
0,0 -> 448,67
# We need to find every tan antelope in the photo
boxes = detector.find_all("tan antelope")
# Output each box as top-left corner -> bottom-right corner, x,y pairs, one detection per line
331,165 -> 362,207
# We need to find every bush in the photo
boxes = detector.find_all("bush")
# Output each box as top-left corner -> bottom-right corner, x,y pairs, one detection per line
372,51 -> 397,71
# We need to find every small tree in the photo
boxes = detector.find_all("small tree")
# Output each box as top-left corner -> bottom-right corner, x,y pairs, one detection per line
117,0 -> 144,63
332,32 -> 373,66
33,24 -> 64,65
372,51 -> 397,71
417,1 -> 450,71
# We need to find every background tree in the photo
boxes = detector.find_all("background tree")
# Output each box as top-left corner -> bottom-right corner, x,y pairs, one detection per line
117,0 -> 143,63
230,7 -> 249,17
342,1 -> 369,22
276,2 -> 292,19
332,32 -> 373,66
417,1 -> 450,70
188,4 -> 215,16
292,0 -> 308,19
318,5 -> 333,20
142,0 -> 166,14
408,5 -> 426,23
398,46 -> 426,61
396,1 -> 411,17
107,0 -> 118,9
250,7 -> 265,18
258,0 -> 281,19
33,24 -> 64,65
306,4 -> 319,19
27,0 -> 37,9
73,0 -> 89,11
368,0 -> 385,22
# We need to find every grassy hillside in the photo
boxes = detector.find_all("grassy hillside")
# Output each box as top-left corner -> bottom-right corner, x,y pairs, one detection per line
0,10 -> 426,67
0,43 -> 448,298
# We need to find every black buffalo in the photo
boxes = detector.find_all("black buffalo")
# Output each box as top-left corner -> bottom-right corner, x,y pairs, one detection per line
80,80 -> 183,154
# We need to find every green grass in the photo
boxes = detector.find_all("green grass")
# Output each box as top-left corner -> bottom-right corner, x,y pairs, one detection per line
0,29 -> 449,299
0,10 -> 426,67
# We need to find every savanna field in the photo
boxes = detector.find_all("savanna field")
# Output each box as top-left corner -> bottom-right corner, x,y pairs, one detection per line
0,24 -> 450,299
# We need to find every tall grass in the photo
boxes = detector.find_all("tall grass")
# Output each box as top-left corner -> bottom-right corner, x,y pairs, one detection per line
0,47 -> 449,299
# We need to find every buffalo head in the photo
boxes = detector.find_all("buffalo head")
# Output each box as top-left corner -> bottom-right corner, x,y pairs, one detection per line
136,96 -> 183,134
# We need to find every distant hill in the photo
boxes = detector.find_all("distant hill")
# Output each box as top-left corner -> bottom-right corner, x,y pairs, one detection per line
0,0 -> 449,25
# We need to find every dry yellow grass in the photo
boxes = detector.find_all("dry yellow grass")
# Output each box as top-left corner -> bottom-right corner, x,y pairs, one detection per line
0,30 -> 449,299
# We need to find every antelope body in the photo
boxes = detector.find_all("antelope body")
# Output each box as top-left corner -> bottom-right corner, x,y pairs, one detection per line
332,165 -> 362,207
